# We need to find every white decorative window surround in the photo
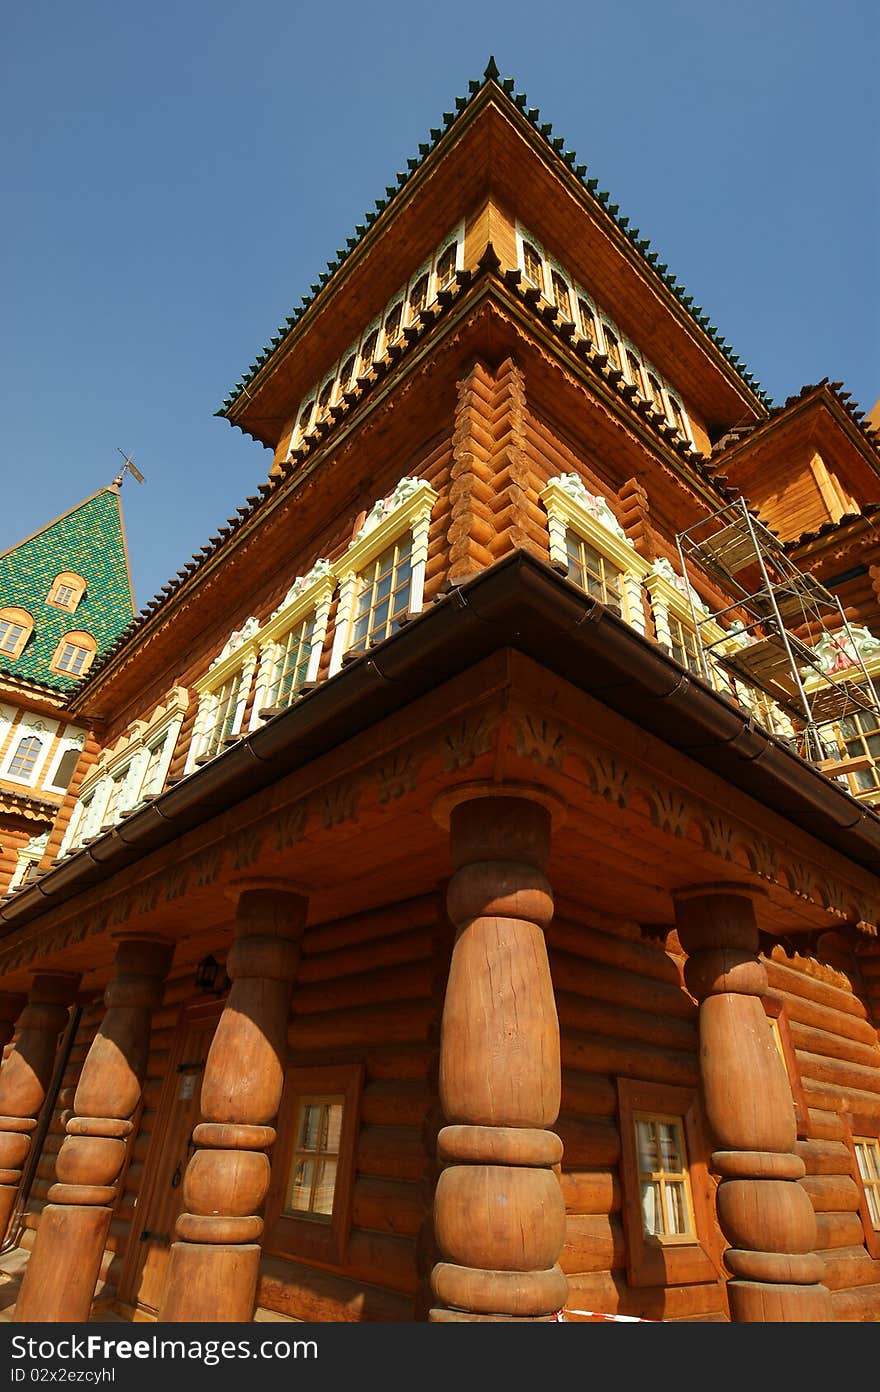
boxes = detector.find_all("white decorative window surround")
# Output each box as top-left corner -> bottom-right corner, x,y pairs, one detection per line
186,621 -> 260,772
43,728 -> 86,794
646,559 -> 727,684
515,222 -> 696,444
60,690 -> 189,854
249,560 -> 336,726
329,477 -> 437,675
1,715 -> 59,788
8,832 -> 49,892
540,474 -> 648,635
289,222 -> 465,455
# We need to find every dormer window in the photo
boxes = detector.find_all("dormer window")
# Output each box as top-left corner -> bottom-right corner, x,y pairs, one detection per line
47,571 -> 86,612
51,631 -> 96,678
435,243 -> 457,289
522,240 -> 544,289
0,608 -> 33,661
408,274 -> 429,319
551,271 -> 572,320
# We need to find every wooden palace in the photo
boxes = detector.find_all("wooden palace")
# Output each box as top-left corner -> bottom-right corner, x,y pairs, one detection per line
2,59 -> 880,1324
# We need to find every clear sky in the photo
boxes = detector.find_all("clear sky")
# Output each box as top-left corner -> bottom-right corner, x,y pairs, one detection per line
2,1 -> 877,613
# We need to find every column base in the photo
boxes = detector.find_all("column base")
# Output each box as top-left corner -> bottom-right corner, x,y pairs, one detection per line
15,1204 -> 112,1322
429,1307 -> 558,1322
728,1279 -> 832,1322
158,1242 -> 261,1322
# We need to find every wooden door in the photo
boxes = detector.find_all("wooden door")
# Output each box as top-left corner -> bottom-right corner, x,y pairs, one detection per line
121,1000 -> 222,1316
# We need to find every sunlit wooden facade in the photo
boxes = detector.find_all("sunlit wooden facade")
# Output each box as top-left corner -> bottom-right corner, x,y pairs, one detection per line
2,64 -> 880,1324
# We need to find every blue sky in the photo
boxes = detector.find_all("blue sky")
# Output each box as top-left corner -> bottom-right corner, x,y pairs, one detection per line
2,1 -> 877,611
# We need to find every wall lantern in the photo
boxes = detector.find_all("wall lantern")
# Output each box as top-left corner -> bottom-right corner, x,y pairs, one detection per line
195,954 -> 228,995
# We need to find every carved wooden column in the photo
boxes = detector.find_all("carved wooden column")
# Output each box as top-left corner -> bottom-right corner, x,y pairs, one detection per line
15,935 -> 172,1323
674,884 -> 831,1321
430,785 -> 567,1322
159,882 -> 308,1322
0,975 -> 78,1243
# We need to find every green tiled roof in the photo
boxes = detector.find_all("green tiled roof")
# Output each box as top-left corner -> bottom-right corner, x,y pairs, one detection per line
0,487 -> 135,691
218,56 -> 772,418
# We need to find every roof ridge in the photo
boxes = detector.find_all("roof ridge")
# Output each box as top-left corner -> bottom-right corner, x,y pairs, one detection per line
217,58 -> 772,418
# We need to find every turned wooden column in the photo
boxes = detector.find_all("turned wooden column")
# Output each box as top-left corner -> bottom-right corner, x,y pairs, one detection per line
430,785 -> 567,1322
159,882 -> 308,1322
15,935 -> 172,1323
674,884 -> 831,1321
0,976 -> 78,1243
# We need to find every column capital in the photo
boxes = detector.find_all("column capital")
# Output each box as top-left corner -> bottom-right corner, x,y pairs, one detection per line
431,780 -> 567,830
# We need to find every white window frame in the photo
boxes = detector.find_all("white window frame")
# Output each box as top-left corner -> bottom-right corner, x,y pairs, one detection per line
329,477 -> 437,676
540,474 -> 648,635
8,833 -> 49,892
186,621 -> 260,773
250,561 -> 336,727
1,716 -> 59,788
379,293 -> 406,359
431,222 -> 464,297
42,728 -> 86,794
645,561 -> 726,685
406,261 -> 432,325
295,395 -> 317,445
515,223 -> 548,296
547,259 -> 575,323
356,318 -> 381,379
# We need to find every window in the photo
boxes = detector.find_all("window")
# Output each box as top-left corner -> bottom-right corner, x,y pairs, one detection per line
265,1064 -> 362,1266
408,273 -> 429,320
0,608 -> 33,661
51,631 -> 96,678
383,302 -> 403,348
668,395 -> 689,439
666,614 -> 702,675
833,711 -> 880,795
854,1138 -> 880,1230
577,297 -> 597,345
198,675 -> 241,761
339,354 -> 357,394
101,768 -> 129,828
296,398 -> 316,440
265,612 -> 316,710
626,350 -> 645,395
602,325 -> 622,372
435,243 -> 457,289
50,746 -> 81,791
647,372 -> 666,414
522,240 -> 544,289
633,1113 -> 695,1241
551,271 -> 572,320
617,1079 -> 724,1288
285,1097 -> 344,1218
8,735 -> 42,781
315,376 -> 335,420
359,328 -> 379,374
565,530 -> 623,617
350,535 -> 413,652
329,477 -> 437,674
47,572 -> 86,612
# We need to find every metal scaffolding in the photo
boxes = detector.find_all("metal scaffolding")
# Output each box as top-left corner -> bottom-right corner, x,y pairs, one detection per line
675,497 -> 880,767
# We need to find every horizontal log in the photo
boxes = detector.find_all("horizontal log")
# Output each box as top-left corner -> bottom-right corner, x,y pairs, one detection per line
303,896 -> 439,957
560,1029 -> 698,1088
766,958 -> 869,1021
552,950 -> 694,1027
821,1246 -> 880,1292
351,1176 -> 427,1238
830,1282 -> 880,1322
796,1138 -> 853,1175
560,1213 -> 625,1275
556,990 -> 696,1053
288,1000 -> 432,1052
558,1168 -> 621,1216
549,914 -> 684,988
802,1174 -> 861,1213
554,1115 -> 620,1168
295,929 -> 434,985
560,1070 -> 618,1119
340,1228 -> 419,1296
359,1081 -> 432,1129
788,1019 -> 880,1070
565,1271 -> 727,1322
285,1043 -> 434,1082
356,1126 -> 429,1182
797,1050 -> 880,1097
806,1108 -> 848,1142
291,961 -> 433,1016
814,1211 -> 865,1250
766,989 -> 877,1046
802,1080 -> 880,1119
257,1255 -> 413,1322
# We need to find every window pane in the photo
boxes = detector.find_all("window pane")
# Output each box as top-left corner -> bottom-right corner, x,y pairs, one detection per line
522,241 -> 543,287
436,244 -> 456,287
313,1158 -> 337,1215
640,1181 -> 661,1236
288,1157 -> 313,1212
665,1180 -> 690,1235
298,1103 -> 321,1152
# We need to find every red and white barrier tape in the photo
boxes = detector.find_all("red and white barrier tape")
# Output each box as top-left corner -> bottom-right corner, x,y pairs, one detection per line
555,1309 -> 659,1322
